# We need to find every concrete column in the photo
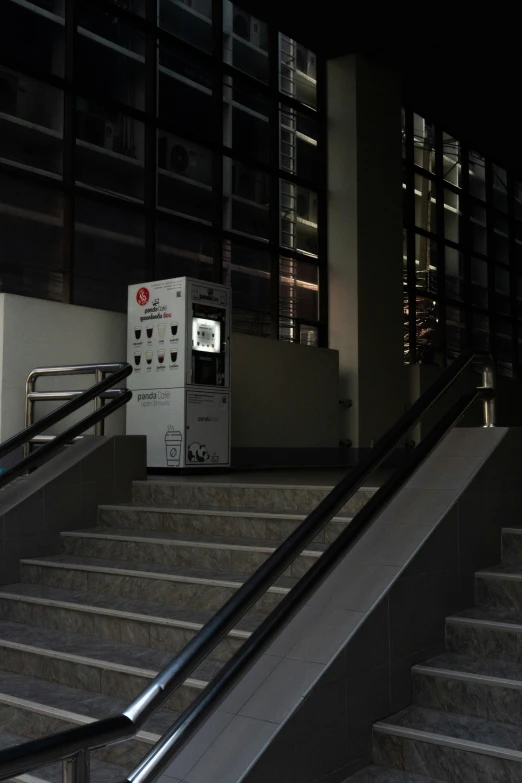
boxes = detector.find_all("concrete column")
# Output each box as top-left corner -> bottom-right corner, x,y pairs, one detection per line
328,54 -> 404,451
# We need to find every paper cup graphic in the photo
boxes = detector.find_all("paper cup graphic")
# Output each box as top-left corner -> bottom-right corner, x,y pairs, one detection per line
146,350 -> 153,365
134,326 -> 141,340
158,349 -> 165,364
170,321 -> 178,337
146,326 -> 154,339
134,352 -> 141,366
166,431 -> 182,466
170,350 -> 177,363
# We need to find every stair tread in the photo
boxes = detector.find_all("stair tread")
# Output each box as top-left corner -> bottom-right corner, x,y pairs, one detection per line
348,767 -> 444,782
22,554 -> 298,590
0,727 -> 126,782
0,620 -> 222,683
376,705 -> 522,754
0,668 -> 176,738
449,605 -> 522,628
0,582 -> 261,634
415,652 -> 522,683
100,503 -> 353,521
476,563 -> 522,577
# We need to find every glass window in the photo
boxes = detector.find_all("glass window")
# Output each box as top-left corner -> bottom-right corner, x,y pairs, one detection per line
401,108 -> 407,160
160,0 -> 212,53
446,305 -> 466,362
492,215 -> 509,265
76,14 -> 146,110
414,233 -> 437,294
156,217 -> 214,280
444,188 -> 460,244
159,44 -> 213,141
413,114 -> 435,173
157,131 -> 212,221
223,1 -> 268,82
224,158 -> 270,241
223,241 -> 271,333
494,266 -> 510,315
224,79 -> 270,164
107,0 -> 146,15
492,163 -> 508,212
0,171 -> 64,300
445,247 -> 464,302
469,151 -> 486,201
30,0 -> 65,15
300,324 -> 319,346
473,312 -> 490,352
279,257 -> 319,323
470,203 -> 487,255
414,174 -> 436,233
471,257 -> 488,309
515,180 -> 522,222
0,1 -> 65,77
74,197 -> 146,311
0,65 -> 63,176
442,133 -> 461,187
76,100 -> 145,201
280,104 -> 319,182
416,297 -> 439,363
280,181 -> 318,256
495,319 -> 513,376
280,37 -> 317,110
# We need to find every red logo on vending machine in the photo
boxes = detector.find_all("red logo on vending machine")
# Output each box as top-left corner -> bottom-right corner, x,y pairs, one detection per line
136,287 -> 149,306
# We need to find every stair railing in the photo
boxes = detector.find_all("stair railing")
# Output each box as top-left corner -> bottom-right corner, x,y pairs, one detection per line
0,350 -> 495,783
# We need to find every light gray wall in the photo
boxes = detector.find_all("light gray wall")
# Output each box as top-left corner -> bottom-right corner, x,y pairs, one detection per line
230,333 -> 339,450
328,54 -> 404,450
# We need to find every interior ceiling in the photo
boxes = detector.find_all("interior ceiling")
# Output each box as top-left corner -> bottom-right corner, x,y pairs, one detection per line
234,2 -> 522,176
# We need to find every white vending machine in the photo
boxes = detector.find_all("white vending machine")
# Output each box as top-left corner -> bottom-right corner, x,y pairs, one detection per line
126,277 -> 231,468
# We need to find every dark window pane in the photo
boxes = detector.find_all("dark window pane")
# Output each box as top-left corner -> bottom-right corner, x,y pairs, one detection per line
0,171 -> 64,300
225,159 -> 269,241
107,0 -> 146,15
300,324 -> 319,346
414,233 -> 437,294
224,80 -> 269,164
30,0 -> 64,15
492,163 -> 508,212
493,215 -> 509,265
160,0 -> 212,54
159,45 -> 213,141
0,65 -> 63,176
224,1 -> 268,82
446,305 -> 466,363
416,297 -> 439,364
473,312 -> 490,353
76,14 -> 146,110
443,188 -> 460,244
414,174 -> 436,233
280,36 -> 317,109
223,241 -> 270,331
515,180 -> 522,222
156,218 -> 214,280
280,257 -> 319,322
495,320 -> 513,376
413,114 -> 435,173
469,151 -> 486,201
442,133 -> 462,187
471,257 -> 488,308
445,247 -> 464,301
157,131 -> 212,221
74,197 -> 146,311
280,104 -> 319,182
280,181 -> 318,256
401,107 -> 407,159
494,266 -> 510,315
76,100 -> 145,200
470,203 -> 487,255
1,1 -> 65,77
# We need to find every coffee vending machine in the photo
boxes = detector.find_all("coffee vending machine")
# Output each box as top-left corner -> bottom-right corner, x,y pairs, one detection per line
126,277 -> 231,468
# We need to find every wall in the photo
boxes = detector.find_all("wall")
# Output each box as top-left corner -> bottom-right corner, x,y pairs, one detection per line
0,294 -> 127,460
230,333 -> 340,465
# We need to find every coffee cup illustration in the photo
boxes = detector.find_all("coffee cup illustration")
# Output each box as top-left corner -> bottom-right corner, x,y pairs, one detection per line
170,321 -> 178,337
165,431 -> 182,466
134,325 -> 141,340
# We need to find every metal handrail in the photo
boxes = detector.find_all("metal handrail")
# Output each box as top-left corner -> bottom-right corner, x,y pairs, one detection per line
24,363 -> 129,458
0,351 -> 495,783
0,362 -> 132,492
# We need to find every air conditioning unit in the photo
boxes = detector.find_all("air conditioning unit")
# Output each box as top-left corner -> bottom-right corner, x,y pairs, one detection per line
233,162 -> 268,204
296,187 -> 318,224
296,45 -> 317,81
158,136 -> 211,185
180,0 -> 212,17
77,109 -> 123,153
233,10 -> 264,48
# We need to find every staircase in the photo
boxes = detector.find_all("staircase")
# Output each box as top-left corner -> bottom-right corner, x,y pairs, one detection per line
0,478 -> 375,782
350,524 -> 522,782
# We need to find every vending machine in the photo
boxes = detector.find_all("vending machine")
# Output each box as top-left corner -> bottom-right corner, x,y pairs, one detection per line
126,277 -> 231,468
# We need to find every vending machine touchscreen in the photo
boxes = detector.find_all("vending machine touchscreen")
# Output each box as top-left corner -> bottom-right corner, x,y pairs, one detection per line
192,305 -> 226,386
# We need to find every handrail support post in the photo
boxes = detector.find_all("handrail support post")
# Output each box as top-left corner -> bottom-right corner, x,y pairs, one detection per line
62,750 -> 89,783
481,358 -> 496,427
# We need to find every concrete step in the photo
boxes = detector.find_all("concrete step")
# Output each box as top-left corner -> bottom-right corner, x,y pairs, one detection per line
60,528 -> 325,578
98,505 -> 351,544
373,705 -> 522,781
0,669 -> 176,769
20,555 -> 295,616
503,527 -> 522,566
348,767 -> 444,782
0,583 -> 256,662
0,726 -> 126,783
131,480 -> 376,515
446,606 -> 522,663
475,564 -> 522,612
0,620 -> 221,713
412,652 -> 522,725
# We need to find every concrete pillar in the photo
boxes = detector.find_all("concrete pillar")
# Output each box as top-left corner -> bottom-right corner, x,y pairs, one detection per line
328,54 -> 404,451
